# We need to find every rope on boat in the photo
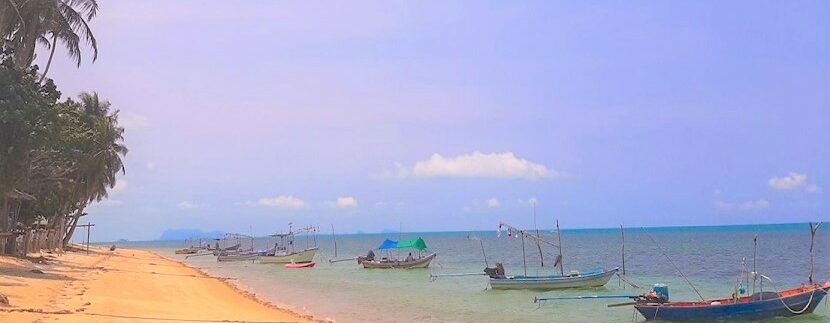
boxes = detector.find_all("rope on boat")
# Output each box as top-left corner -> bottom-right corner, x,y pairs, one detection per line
615,273 -> 641,289
643,229 -> 706,302
762,276 -> 822,315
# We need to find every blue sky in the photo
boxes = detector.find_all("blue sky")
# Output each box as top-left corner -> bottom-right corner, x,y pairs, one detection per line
39,1 -> 828,241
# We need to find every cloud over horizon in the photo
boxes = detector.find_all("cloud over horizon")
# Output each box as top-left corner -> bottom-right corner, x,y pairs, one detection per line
258,195 -> 307,209
768,172 -> 821,193
377,152 -> 557,180
335,196 -> 358,208
176,201 -> 199,210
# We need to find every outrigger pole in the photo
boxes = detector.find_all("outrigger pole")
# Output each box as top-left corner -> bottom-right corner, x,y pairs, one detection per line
535,294 -> 639,303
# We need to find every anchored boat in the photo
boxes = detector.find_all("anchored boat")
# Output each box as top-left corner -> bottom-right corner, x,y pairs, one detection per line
536,222 -> 828,322
433,219 -> 621,290
258,225 -> 318,264
358,237 -> 436,269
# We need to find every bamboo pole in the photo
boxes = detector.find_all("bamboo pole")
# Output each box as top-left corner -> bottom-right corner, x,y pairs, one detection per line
331,224 -> 338,258
533,201 -> 544,267
620,224 -> 625,276
521,231 -> 527,275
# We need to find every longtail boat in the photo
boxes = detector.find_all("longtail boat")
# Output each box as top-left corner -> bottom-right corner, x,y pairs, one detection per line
358,237 -> 437,269
632,222 -> 828,321
634,281 -> 829,321
488,265 -> 619,290
535,222 -> 829,321
257,225 -> 318,264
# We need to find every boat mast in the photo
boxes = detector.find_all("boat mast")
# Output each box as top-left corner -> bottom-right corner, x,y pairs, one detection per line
521,231 -> 527,275
752,235 -> 757,295
533,201 -> 544,267
556,220 -> 564,276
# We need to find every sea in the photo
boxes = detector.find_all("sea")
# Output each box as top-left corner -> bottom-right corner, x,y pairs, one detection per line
111,223 -> 830,322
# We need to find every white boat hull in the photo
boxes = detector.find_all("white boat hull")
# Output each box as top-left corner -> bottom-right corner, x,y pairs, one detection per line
257,247 -> 317,264
217,253 -> 258,262
361,253 -> 437,269
489,267 -> 618,290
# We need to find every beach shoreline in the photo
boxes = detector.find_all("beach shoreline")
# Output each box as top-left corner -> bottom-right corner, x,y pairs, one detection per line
0,246 -> 321,322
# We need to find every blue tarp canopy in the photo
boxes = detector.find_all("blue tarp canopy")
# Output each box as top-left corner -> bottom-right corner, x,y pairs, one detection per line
378,239 -> 398,250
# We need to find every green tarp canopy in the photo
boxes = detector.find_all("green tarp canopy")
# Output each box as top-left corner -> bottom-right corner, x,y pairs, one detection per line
395,237 -> 427,251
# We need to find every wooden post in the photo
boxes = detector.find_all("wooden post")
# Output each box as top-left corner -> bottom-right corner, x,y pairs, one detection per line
808,222 -> 821,284
74,223 -> 95,254
620,224 -> 626,276
331,224 -> 338,258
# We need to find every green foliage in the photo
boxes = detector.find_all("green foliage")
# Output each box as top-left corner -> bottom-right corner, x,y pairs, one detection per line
1,0 -> 99,68
0,58 -> 60,194
1,57 -> 126,228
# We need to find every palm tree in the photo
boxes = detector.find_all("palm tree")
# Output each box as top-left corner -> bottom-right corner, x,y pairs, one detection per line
1,0 -> 98,77
62,92 -> 127,246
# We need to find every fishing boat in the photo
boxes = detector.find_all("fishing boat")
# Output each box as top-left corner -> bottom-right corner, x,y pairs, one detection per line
535,222 -> 829,321
257,225 -> 318,264
488,266 -> 619,290
174,238 -> 207,254
358,237 -> 437,269
216,250 -> 259,262
285,262 -> 316,268
174,246 -> 200,254
634,281 -> 829,321
431,220 -> 622,290
633,222 -> 829,321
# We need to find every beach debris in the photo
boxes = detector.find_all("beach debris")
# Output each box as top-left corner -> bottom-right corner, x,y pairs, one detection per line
29,269 -> 44,274
0,293 -> 10,306
109,245 -> 116,251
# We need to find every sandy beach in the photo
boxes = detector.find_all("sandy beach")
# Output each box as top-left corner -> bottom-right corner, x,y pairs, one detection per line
0,247 -> 314,323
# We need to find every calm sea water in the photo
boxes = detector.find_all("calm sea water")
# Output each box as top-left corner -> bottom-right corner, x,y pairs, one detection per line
115,223 -> 830,322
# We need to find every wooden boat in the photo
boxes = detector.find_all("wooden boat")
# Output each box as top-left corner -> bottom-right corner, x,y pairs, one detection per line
174,247 -> 200,254
257,226 -> 319,264
634,281 -> 829,321
259,247 -> 318,264
489,221 -> 618,290
628,222 -> 828,321
489,267 -> 619,290
358,237 -> 436,269
361,252 -> 437,269
285,262 -> 316,268
216,251 -> 258,262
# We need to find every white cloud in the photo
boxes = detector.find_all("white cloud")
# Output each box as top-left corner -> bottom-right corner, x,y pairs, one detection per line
376,152 -> 558,180
487,198 -> 500,208
715,199 -> 770,212
806,185 -> 822,194
109,179 -> 128,195
335,196 -> 358,208
146,161 -> 156,170
120,113 -> 150,130
176,201 -> 199,210
258,195 -> 306,209
768,172 -> 807,190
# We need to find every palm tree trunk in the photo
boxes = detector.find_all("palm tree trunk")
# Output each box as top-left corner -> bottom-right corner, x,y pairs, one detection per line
0,196 -> 8,233
38,34 -> 57,83
62,209 -> 83,247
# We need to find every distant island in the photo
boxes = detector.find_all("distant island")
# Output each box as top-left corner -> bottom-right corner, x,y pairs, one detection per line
159,229 -> 225,241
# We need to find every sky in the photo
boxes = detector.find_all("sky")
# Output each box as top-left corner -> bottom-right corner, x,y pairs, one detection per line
37,1 -> 829,242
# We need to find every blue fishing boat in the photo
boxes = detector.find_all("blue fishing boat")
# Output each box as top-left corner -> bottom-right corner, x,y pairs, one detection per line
634,281 -> 830,321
